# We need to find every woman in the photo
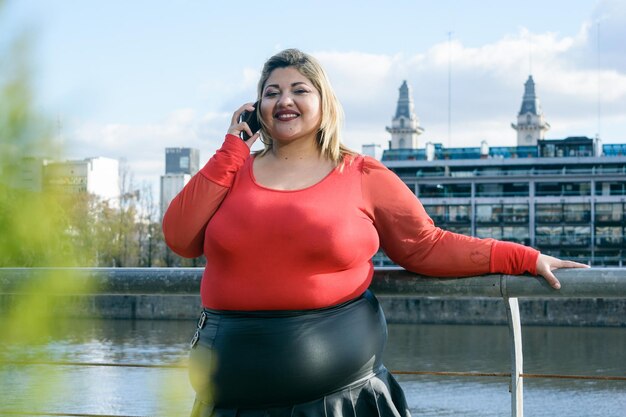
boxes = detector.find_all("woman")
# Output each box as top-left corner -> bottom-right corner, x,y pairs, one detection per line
163,48 -> 587,417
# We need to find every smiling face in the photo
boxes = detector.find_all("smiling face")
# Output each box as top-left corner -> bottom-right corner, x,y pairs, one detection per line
259,67 -> 322,145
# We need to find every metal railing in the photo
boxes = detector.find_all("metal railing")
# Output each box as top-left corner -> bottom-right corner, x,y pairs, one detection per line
1,267 -> 625,417
374,268 -> 626,417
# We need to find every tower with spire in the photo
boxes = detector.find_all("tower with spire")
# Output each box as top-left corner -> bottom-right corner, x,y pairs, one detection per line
386,80 -> 424,149
511,75 -> 550,146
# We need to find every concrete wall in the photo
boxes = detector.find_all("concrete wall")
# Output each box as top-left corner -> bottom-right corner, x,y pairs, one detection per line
379,296 -> 626,326
2,268 -> 624,326
1,293 -> 623,326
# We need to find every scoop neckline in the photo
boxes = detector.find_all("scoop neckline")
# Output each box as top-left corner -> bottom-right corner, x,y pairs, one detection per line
247,156 -> 339,193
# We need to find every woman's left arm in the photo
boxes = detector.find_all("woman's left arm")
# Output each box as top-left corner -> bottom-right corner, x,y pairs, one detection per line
360,157 -> 588,288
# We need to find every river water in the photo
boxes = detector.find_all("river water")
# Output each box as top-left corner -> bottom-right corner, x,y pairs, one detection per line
0,318 -> 624,417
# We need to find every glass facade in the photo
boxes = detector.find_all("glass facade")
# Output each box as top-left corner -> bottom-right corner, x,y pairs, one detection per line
475,226 -> 529,245
595,226 -> 623,246
595,181 -> 626,196
564,203 -> 591,223
503,226 -> 530,245
381,138 -> 626,266
476,205 -> 502,223
423,204 -> 471,225
535,182 -> 591,196
536,204 -> 562,223
384,196 -> 625,266
445,225 -> 471,235
536,226 -> 560,246
419,183 -> 471,198
563,226 -> 591,246
503,204 -> 528,223
165,148 -> 199,175
476,226 -> 503,240
424,205 -> 445,224
595,203 -> 624,222
476,183 -> 529,197
412,197 -> 624,266
449,205 -> 471,223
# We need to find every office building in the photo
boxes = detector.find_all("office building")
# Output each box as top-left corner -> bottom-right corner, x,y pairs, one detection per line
165,147 -> 199,175
378,78 -> 626,267
43,157 -> 120,201
160,147 -> 198,217
10,157 -> 47,192
160,173 -> 191,218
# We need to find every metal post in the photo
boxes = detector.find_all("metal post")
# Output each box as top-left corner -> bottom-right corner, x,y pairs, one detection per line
505,296 -> 523,417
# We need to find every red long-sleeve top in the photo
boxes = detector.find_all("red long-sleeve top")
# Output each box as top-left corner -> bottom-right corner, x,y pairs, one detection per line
163,135 -> 539,310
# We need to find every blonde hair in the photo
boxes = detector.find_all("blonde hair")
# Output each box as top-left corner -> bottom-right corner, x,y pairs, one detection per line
256,49 -> 354,164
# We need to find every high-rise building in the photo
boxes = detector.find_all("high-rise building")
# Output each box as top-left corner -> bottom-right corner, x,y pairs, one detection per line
161,147 -> 198,218
165,148 -> 199,175
160,173 -> 191,219
378,78 -> 626,267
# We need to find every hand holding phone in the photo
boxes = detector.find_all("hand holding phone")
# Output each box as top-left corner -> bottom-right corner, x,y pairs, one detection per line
239,101 -> 261,141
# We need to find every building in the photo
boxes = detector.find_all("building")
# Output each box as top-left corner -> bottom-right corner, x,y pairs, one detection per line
160,147 -> 199,217
12,157 -> 47,192
165,147 -> 199,175
511,76 -> 551,146
362,144 -> 383,160
43,157 -> 120,201
378,78 -> 626,267
385,80 -> 424,149
160,173 -> 191,218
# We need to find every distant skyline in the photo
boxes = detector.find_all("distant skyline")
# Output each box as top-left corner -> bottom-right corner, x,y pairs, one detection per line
3,0 -> 626,195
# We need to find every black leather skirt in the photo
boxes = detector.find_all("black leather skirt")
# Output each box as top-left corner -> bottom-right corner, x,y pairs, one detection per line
188,290 -> 410,417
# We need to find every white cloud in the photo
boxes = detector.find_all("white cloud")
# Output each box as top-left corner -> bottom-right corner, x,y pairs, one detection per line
58,6 -> 626,194
62,108 -> 233,195
311,24 -> 626,149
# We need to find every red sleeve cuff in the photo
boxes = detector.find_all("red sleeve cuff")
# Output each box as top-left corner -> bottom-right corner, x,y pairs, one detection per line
199,134 -> 250,187
489,240 -> 540,275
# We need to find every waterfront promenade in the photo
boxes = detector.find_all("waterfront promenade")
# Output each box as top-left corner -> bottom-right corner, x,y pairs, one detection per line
1,267 -> 625,417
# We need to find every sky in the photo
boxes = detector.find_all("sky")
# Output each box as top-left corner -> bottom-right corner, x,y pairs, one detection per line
3,0 -> 626,195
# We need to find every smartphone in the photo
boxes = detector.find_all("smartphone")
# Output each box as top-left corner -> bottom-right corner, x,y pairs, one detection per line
239,101 -> 261,141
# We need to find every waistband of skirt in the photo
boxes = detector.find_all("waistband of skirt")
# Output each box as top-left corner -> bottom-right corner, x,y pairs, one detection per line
201,289 -> 376,318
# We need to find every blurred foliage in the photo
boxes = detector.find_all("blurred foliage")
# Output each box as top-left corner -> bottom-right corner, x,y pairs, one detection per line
60,187 -> 177,267
0,2 -> 197,414
0,1 -> 94,412
0,9 -> 76,268
0,1 -> 177,268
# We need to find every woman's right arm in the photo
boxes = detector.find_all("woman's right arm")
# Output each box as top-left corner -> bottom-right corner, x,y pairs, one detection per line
162,103 -> 262,258
162,134 -> 250,258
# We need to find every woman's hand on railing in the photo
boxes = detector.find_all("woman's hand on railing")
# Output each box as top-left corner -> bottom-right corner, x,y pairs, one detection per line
535,254 -> 590,290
